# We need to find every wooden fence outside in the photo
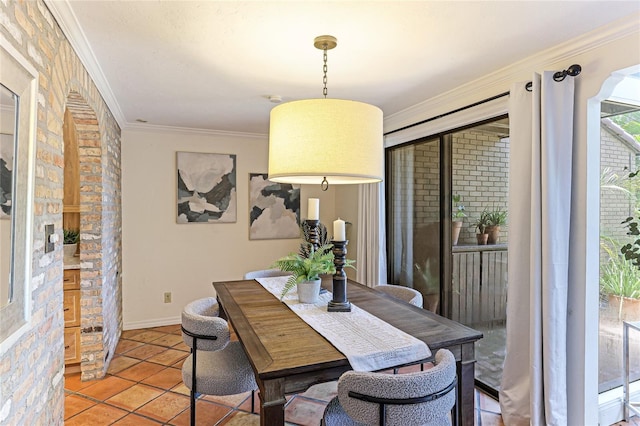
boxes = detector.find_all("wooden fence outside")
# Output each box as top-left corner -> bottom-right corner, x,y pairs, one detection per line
450,244 -> 508,327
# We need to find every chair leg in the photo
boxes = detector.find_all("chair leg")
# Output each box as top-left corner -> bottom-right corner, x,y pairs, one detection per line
191,345 -> 197,426
190,388 -> 196,426
250,389 -> 255,413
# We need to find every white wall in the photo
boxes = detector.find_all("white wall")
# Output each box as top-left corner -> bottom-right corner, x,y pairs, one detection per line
121,126 -> 339,328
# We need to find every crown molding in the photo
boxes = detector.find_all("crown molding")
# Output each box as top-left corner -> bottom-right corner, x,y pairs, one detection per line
44,0 -> 127,128
124,122 -> 267,139
384,12 -> 640,133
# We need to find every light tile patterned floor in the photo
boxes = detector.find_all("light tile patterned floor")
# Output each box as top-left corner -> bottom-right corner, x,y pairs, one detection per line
63,324 -> 509,425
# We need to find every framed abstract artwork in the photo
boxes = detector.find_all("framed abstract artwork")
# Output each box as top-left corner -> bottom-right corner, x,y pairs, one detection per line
177,152 -> 237,223
249,173 -> 300,240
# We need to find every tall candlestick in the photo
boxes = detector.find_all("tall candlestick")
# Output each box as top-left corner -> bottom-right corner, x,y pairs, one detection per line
333,218 -> 346,241
328,239 -> 351,312
308,198 -> 319,220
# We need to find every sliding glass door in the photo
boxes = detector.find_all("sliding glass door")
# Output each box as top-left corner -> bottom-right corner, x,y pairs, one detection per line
387,137 -> 441,313
386,116 -> 509,394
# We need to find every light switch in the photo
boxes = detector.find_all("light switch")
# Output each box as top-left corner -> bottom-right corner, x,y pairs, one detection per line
45,224 -> 55,253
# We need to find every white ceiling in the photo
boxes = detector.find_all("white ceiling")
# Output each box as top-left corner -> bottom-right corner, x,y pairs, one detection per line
46,1 -> 640,135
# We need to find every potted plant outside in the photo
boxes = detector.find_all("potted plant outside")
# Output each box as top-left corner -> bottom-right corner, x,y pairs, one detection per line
452,194 -> 466,245
63,229 -> 80,258
485,208 -> 507,244
271,243 -> 354,303
472,210 -> 490,245
600,240 -> 640,321
414,260 -> 439,313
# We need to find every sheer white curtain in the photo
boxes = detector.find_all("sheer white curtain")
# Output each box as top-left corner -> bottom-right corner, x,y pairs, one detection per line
499,73 -> 575,425
356,182 -> 387,287
390,147 -> 414,287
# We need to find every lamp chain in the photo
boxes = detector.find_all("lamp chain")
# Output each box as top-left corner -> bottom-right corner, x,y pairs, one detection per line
322,45 -> 328,99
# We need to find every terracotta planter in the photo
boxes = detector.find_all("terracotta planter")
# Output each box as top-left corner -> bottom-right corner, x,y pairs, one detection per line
297,279 -> 321,304
607,295 -> 640,322
476,233 -> 488,245
452,220 -> 463,246
485,225 -> 501,244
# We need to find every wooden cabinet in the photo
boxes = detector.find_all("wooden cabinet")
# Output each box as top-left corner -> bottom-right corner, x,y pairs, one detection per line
63,290 -> 80,327
64,327 -> 81,364
63,269 -> 81,365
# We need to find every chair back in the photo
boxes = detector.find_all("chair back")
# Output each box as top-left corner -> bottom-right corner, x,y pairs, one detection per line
374,284 -> 423,308
244,268 -> 293,279
337,349 -> 456,425
181,297 -> 230,351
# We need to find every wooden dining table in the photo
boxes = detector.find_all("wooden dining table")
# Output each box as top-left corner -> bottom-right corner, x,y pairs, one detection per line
212,278 -> 482,426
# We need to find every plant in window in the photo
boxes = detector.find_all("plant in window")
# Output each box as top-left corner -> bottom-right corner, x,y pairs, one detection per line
621,169 -> 640,268
452,194 -> 466,221
471,210 -> 490,245
484,208 -> 507,245
452,194 -> 466,245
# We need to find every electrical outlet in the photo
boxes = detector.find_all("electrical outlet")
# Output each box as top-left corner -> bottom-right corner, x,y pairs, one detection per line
163,292 -> 172,303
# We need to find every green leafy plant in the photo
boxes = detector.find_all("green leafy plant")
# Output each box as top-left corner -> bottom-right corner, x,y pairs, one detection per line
63,229 -> 80,244
486,208 -> 507,227
621,169 -> 640,268
601,238 -> 640,299
471,210 -> 490,234
452,194 -> 466,220
271,243 -> 355,300
299,221 -> 331,258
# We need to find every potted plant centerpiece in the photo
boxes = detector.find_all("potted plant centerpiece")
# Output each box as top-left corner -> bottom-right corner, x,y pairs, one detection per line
271,243 -> 339,303
63,229 -> 79,258
452,194 -> 466,245
472,210 -> 490,245
485,208 -> 507,244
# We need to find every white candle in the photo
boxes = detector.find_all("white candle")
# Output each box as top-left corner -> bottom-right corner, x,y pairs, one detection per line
308,198 -> 319,220
333,218 -> 346,241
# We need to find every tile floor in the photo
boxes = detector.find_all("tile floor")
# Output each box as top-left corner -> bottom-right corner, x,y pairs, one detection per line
61,324 -> 533,425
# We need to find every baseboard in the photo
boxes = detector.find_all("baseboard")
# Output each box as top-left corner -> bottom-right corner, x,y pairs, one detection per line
123,316 -> 181,331
599,383 -> 640,425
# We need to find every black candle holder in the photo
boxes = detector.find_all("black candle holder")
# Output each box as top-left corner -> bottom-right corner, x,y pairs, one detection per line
304,219 -> 320,252
328,239 -> 351,312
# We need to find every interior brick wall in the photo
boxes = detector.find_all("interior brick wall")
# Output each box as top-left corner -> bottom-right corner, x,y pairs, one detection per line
0,1 -> 121,423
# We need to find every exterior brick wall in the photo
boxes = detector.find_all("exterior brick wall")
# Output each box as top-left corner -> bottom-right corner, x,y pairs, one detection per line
410,130 -> 509,245
0,1 -> 121,424
600,124 -> 638,264
452,130 -> 509,245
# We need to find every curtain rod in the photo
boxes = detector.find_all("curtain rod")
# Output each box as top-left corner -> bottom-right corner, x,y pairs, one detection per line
385,64 -> 582,136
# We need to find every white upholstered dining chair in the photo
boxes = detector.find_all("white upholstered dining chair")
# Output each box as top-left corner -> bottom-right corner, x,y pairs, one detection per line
181,297 -> 257,426
322,349 -> 457,426
374,284 -> 423,308
243,268 -> 292,279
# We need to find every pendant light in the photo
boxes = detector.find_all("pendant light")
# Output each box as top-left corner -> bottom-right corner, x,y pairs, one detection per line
268,35 -> 384,190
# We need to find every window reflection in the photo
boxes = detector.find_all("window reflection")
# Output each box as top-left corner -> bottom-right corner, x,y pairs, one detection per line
0,83 -> 17,308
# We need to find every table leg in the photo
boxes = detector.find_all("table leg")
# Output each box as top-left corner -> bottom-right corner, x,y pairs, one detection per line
259,378 -> 286,426
457,342 -> 476,426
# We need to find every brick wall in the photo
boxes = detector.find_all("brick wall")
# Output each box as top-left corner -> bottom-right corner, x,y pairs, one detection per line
411,130 -> 509,245
600,124 -> 638,263
0,1 -> 121,424
452,130 -> 509,245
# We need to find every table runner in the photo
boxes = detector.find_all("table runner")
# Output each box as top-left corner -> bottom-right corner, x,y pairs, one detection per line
256,276 -> 431,372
